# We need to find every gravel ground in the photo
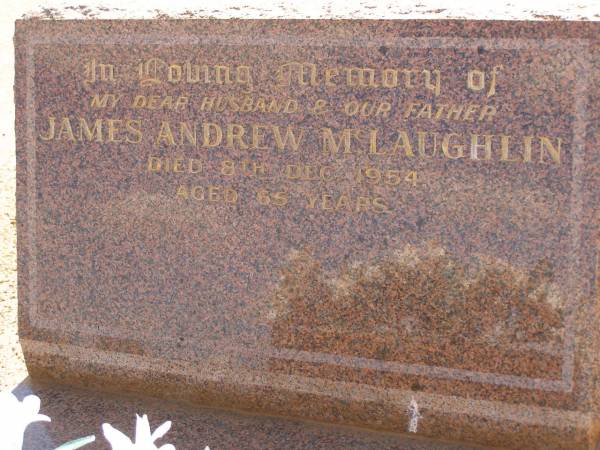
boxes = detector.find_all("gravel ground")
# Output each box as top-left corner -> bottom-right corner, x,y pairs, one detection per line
0,2 -> 25,392
0,150 -> 27,391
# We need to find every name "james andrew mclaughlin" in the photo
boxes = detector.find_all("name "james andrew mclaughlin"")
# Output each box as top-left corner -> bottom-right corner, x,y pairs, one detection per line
38,117 -> 563,165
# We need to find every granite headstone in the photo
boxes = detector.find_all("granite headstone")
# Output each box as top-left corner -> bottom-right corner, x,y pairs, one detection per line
14,19 -> 600,449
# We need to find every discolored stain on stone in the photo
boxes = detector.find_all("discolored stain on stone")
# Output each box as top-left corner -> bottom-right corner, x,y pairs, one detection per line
269,244 -> 565,377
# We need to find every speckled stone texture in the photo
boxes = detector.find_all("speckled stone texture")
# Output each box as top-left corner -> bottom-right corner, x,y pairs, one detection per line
14,20 -> 600,449
14,377 -> 485,450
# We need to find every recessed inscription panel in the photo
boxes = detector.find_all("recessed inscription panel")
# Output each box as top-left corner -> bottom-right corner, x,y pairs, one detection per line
26,36 -> 585,393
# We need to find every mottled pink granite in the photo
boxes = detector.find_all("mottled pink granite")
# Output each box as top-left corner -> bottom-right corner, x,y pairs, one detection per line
15,378 -> 484,450
14,19 -> 600,449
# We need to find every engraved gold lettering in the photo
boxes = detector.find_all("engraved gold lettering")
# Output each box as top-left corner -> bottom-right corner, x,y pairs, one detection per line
356,197 -> 370,212
226,124 -> 249,149
84,59 -> 116,84
346,67 -> 379,88
468,70 -> 485,91
147,156 -> 161,172
305,193 -> 318,209
277,62 -> 318,87
369,130 -> 385,155
149,157 -> 202,173
138,59 -> 252,89
221,160 -> 235,176
156,121 -> 175,146
203,123 -> 222,147
172,158 -> 184,172
241,160 -> 267,177
90,93 -> 121,108
168,64 -> 182,83
416,104 -> 432,119
539,136 -> 561,164
423,69 -> 441,96
499,135 -> 518,162
251,125 -> 270,150
132,95 -> 188,111
176,185 -> 237,203
402,69 -> 415,88
395,131 -> 415,157
382,69 -> 398,88
57,117 -> 76,142
236,66 -> 253,91
479,105 -> 497,121
336,195 -> 351,211
39,116 -> 56,141
325,68 -> 338,86
191,186 -> 204,200
224,188 -> 239,203
470,135 -> 493,160
208,186 -> 220,202
199,96 -> 216,111
180,122 -> 196,146
321,194 -> 334,210
434,104 -> 447,119
322,128 -> 357,155
272,126 -> 303,152
446,104 -> 464,121
106,119 -> 122,143
417,131 -> 438,157
442,133 -> 464,159
404,102 -> 420,118
257,189 -> 287,207
463,104 -> 479,122
523,136 -> 533,162
78,118 -> 103,142
138,58 -> 166,87
125,120 -> 142,144
372,197 -> 390,213
406,171 -> 418,187
276,62 -> 442,94
176,185 -> 189,199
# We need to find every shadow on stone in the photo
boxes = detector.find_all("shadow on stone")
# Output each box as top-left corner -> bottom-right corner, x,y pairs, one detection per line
12,377 -> 484,450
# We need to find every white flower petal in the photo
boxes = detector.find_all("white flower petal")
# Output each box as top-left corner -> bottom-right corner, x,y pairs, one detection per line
33,413 -> 51,423
21,395 -> 41,415
0,391 -> 19,406
0,392 -> 53,450
135,414 -> 152,444
0,392 -> 18,423
102,423 -> 133,449
158,444 -> 175,450
151,421 -> 171,441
